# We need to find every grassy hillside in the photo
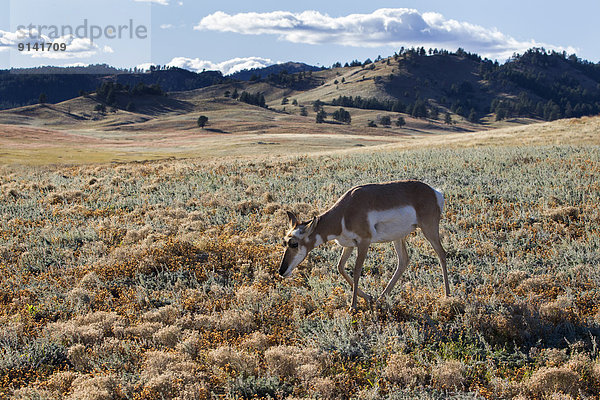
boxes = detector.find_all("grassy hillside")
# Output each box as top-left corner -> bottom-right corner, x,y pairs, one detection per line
1,117 -> 600,398
3,48 -> 599,170
0,90 -> 492,166
212,49 -> 599,125
0,108 -> 597,166
3,47 -> 600,124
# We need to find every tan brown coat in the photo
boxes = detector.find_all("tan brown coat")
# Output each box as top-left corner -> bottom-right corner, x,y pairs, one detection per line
279,180 -> 448,310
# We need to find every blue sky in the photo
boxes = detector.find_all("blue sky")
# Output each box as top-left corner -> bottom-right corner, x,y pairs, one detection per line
1,0 -> 598,74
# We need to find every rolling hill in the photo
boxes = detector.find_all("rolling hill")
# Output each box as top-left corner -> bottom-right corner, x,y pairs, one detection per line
1,47 -> 599,166
0,67 -> 227,110
242,48 -> 600,123
1,48 -> 599,123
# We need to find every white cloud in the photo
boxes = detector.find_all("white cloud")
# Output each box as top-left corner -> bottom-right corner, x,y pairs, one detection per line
136,62 -> 154,72
0,28 -> 113,59
61,62 -> 90,67
31,36 -> 111,59
195,8 -> 575,59
0,29 -> 28,47
165,56 -> 275,75
134,0 -> 169,5
160,24 -> 174,29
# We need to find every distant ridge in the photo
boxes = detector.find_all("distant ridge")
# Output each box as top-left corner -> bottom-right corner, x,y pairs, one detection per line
1,48 -> 600,122
113,68 -> 225,93
229,61 -> 322,80
0,67 -> 226,110
9,64 -> 130,75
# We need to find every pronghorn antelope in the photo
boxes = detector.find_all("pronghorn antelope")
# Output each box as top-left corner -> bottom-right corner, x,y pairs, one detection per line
279,180 -> 448,310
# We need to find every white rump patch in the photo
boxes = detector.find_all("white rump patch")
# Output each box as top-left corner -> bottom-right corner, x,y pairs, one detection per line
433,188 -> 444,213
367,206 -> 418,243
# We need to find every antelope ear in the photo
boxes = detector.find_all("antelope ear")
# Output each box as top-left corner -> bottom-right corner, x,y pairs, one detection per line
304,216 -> 319,236
286,211 -> 298,228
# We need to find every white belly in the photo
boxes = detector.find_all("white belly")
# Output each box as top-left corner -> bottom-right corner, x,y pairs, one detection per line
335,237 -> 358,247
333,217 -> 362,247
368,206 -> 418,243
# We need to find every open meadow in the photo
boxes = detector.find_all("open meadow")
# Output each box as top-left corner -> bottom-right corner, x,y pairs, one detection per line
1,117 -> 600,399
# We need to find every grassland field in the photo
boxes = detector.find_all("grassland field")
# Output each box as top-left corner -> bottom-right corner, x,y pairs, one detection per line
1,117 -> 600,399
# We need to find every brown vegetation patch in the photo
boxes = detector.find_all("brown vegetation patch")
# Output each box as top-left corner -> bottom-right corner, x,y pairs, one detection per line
545,206 -> 579,223
525,366 -> 581,398
384,353 -> 427,387
431,359 -> 466,391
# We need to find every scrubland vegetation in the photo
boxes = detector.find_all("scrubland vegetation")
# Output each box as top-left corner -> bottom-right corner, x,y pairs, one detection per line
1,143 -> 600,399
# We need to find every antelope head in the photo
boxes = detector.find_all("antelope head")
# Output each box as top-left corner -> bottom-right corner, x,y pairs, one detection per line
279,211 -> 319,277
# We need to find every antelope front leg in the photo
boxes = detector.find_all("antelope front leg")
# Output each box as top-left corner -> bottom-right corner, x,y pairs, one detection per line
337,247 -> 372,302
350,244 -> 370,310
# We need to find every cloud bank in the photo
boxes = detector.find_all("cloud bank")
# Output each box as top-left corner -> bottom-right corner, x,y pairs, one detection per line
0,28 -> 112,59
195,8 -> 575,59
165,56 -> 275,75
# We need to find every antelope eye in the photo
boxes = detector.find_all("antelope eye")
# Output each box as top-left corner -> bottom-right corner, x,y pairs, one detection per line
288,240 -> 298,248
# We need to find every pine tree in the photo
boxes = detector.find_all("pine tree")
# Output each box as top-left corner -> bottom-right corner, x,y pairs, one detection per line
126,102 -> 136,112
316,109 -> 327,123
444,112 -> 452,125
106,89 -> 116,106
411,100 -> 428,118
495,108 -> 507,121
468,108 -> 478,123
312,99 -> 323,112
332,108 -> 351,124
197,115 -> 208,128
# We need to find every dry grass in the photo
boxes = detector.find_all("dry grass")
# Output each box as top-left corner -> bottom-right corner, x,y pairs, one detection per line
525,366 -> 580,398
384,353 -> 427,387
431,360 -> 466,391
1,134 -> 600,399
2,94 -> 598,165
